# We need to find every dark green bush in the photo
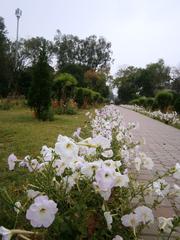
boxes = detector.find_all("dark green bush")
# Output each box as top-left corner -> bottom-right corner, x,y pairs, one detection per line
53,73 -> 77,102
155,90 -> 173,112
75,87 -> 103,107
138,96 -> 147,107
38,107 -> 54,121
0,100 -> 12,110
174,95 -> 180,114
129,99 -> 140,105
146,97 -> 155,109
28,45 -> 52,120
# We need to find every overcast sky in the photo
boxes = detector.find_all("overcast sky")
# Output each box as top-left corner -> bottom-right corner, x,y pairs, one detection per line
1,0 -> 180,74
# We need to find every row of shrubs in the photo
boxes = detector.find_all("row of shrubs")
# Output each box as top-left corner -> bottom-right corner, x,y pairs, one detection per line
130,90 -> 180,114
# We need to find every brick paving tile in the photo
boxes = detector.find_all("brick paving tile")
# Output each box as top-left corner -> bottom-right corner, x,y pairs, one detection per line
119,107 -> 180,239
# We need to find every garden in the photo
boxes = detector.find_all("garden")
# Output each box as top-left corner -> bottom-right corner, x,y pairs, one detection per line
0,11 -> 180,240
0,104 -> 180,240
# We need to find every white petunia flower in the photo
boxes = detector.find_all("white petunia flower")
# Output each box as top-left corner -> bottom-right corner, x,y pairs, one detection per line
104,211 -> 113,230
27,159 -> 39,172
112,235 -> 123,240
27,189 -> 40,199
26,195 -> 58,228
52,159 -> 66,176
8,154 -> 17,170
55,135 -> 79,161
41,145 -> 53,162
95,166 -> 115,191
81,161 -> 102,178
89,135 -> 111,150
121,213 -> 140,228
14,201 -> 22,214
173,163 -> 180,179
114,172 -> 129,188
134,206 -> 154,224
158,217 -> 173,233
0,226 -> 12,240
153,179 -> 170,197
73,127 -> 81,139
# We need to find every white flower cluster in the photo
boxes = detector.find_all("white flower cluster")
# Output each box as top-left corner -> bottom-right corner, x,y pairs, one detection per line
2,105 -> 180,240
122,104 -> 180,125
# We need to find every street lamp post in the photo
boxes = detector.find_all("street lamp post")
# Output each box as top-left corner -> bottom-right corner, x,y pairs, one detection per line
15,8 -> 22,69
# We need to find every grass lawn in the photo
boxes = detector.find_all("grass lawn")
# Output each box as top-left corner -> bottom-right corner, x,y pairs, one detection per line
0,107 -> 92,227
0,107 -> 91,186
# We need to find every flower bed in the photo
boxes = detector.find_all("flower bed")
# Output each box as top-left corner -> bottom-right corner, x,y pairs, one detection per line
0,105 -> 180,240
121,104 -> 180,127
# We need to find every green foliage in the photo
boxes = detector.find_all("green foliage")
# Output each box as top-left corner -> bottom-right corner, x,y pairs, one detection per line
61,64 -> 87,87
129,99 -> 140,105
145,97 -> 155,110
114,60 -> 171,103
37,107 -> 54,121
28,44 -> 53,120
174,95 -> 180,113
138,96 -> 147,107
54,32 -> 112,71
155,90 -> 173,112
53,73 -> 77,102
0,17 -> 13,97
84,70 -> 109,98
75,87 -> 103,108
130,97 -> 155,110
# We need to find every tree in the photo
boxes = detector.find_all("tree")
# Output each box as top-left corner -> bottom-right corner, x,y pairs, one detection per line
54,31 -> 112,72
114,66 -> 141,103
0,17 -> 12,97
28,43 -> 53,120
138,59 -> 171,96
84,70 -> 109,98
114,60 -> 171,103
53,73 -> 77,102
16,37 -> 54,67
60,64 -> 86,87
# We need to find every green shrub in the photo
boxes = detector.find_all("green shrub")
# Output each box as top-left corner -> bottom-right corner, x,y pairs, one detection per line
75,88 -> 84,107
0,100 -> 12,110
138,96 -> 147,107
75,88 -> 103,108
129,99 -> 140,105
155,90 -> 173,112
53,73 -> 77,102
28,45 -> 52,120
38,107 -> 54,121
65,99 -> 77,115
174,95 -> 180,114
146,97 -> 155,109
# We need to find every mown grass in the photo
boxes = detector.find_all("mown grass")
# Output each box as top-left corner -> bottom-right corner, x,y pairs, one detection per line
0,107 -> 91,183
0,107 -> 93,227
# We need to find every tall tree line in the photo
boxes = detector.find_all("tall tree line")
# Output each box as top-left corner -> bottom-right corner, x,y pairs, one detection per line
0,17 -> 112,98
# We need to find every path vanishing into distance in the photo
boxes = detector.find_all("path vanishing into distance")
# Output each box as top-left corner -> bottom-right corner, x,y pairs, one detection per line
119,106 -> 180,239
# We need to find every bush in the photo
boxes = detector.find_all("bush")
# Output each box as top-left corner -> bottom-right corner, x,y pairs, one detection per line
37,107 -> 54,121
129,98 -> 140,105
146,97 -> 155,109
28,45 -> 52,120
65,99 -> 78,115
174,95 -> 180,114
138,96 -> 147,107
0,99 -> 12,110
75,87 -> 103,108
53,73 -> 77,102
155,90 -> 173,112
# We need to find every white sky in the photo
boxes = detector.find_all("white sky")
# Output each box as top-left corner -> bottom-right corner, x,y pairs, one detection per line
1,0 -> 180,75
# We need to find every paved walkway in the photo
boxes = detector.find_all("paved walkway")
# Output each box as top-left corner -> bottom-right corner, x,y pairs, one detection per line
119,107 -> 180,239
